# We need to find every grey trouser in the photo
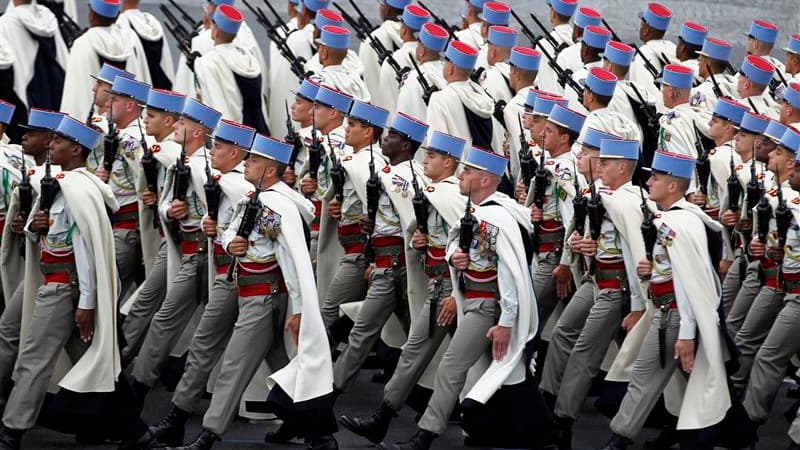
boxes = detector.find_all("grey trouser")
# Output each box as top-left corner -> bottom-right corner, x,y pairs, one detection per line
121,241 -> 168,363
133,254 -> 208,387
115,227 -> 141,306
2,283 -> 87,430
611,312 -> 682,440
417,298 -> 498,435
725,260 -> 762,337
790,404 -> 800,445
202,293 -> 289,436
333,266 -> 409,391
0,284 -> 23,408
321,253 -> 368,330
540,280 -> 595,396
720,255 -> 744,316
731,286 -> 784,384
743,294 -> 800,422
172,274 -> 238,413
555,288 -> 629,420
533,251 -> 560,327
383,277 -> 454,411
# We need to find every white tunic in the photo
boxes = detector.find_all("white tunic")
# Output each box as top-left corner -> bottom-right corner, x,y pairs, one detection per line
482,62 -> 513,104
116,8 -> 175,89
426,80 -> 504,153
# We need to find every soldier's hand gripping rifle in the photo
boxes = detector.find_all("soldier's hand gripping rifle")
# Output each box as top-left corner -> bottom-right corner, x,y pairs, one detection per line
18,154 -> 33,222
285,100 -> 304,167
203,140 -> 221,222
518,114 -> 536,190
364,143 -> 381,263
531,148 -> 550,253
603,18 -> 661,81
410,57 -> 438,106
572,160 -> 587,238
756,180 -> 772,246
640,184 -> 657,267
226,168 -> 267,282
307,113 -> 323,182
457,187 -> 476,293
170,135 -> 192,242
726,150 -> 742,243
775,174 -> 792,280
138,116 -> 161,228
40,150 -> 60,214
694,125 -> 712,195
744,146 -> 761,252
102,102 -> 119,181
326,134 -> 345,201
707,64 -> 729,100
587,163 -> 605,275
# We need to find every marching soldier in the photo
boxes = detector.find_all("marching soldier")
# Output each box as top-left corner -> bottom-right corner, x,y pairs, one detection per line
331,113 -> 429,398
171,134 -> 336,450
502,46 -> 541,184
737,55 -> 780,119
742,19 -> 787,87
358,0 -> 408,98
455,0 -> 488,51
0,0 -> 68,113
321,100 -> 389,339
553,139 -> 648,449
59,0 -> 150,118
598,151 -> 730,450
554,7 -> 603,87
283,78 -> 320,185
780,82 -> 800,128
95,76 -> 151,304
629,3 -> 676,97
741,128 -> 800,433
562,25 -> 611,114
786,34 -> 800,83
0,108 -> 62,411
380,146 -> 537,450
535,0 -> 577,94
396,23 -> 449,124
525,104 -> 584,326
675,21 -> 708,84
374,4 -> 430,113
0,115 -> 121,450
578,66 -> 642,151
194,4 -> 269,134
481,26 -> 518,105
691,37 -> 738,116
146,119 -> 255,447
131,98 -> 222,404
84,64 -> 135,158
314,24 -> 372,101
339,130 -> 467,445
117,0 -> 175,90
472,1 -> 511,71
120,88 -> 186,364
656,64 -> 711,164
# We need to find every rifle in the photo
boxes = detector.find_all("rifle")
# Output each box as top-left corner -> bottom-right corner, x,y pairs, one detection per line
518,23 -> 583,103
226,167 -> 267,282
409,57 -> 438,105
138,116 -> 161,229
344,0 -> 375,33
587,163 -> 605,275
417,0 -> 458,39
726,150 -> 741,244
518,114 -> 536,190
307,113 -> 322,181
602,18 -> 660,80
627,82 -> 658,128
364,142 -> 381,263
775,171 -> 792,284
334,2 -> 409,83
167,0 -> 202,33
39,0 -> 84,48
40,150 -> 60,214
640,184 -> 657,264
756,183 -> 771,245
326,134 -> 345,201
171,135 -> 191,241
511,9 -> 544,46
529,12 -> 569,53
531,148 -> 549,253
202,141 -> 222,222
457,186 -> 476,293
707,64 -> 727,99
572,160 -> 587,238
18,155 -> 33,221
160,5 -> 191,43
285,100 -> 304,167
243,0 -> 307,79
85,89 -> 98,126
694,125 -> 711,195
260,0 -> 290,34
102,102 -> 119,180
745,146 -> 761,222
410,160 -> 428,235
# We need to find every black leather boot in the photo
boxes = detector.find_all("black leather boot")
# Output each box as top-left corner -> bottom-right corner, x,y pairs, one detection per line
594,434 -> 633,450
307,434 -> 339,450
0,427 -> 24,450
264,421 -> 300,444
378,429 -> 437,450
160,429 -> 219,450
644,421 -> 678,449
149,404 -> 191,446
118,430 -> 160,450
339,402 -> 397,444
133,380 -> 151,410
554,416 -> 573,450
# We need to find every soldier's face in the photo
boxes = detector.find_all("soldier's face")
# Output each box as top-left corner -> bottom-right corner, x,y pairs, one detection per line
734,130 -> 757,156
531,116 -> 547,145
291,96 -> 313,123
244,153 -> 269,184
707,116 -> 729,141
381,130 -> 405,158
786,54 -> 800,76
93,81 -> 112,112
521,112 -> 534,132
767,145 -> 791,174
312,103 -> 334,131
576,147 -> 599,180
344,118 -> 369,148
210,140 -> 236,170
646,172 -> 670,202
542,122 -> 562,152
458,165 -> 481,195
144,109 -> 170,137
422,150 -> 449,180
780,102 -> 795,124
697,55 -> 710,79
22,130 -> 52,157
790,166 -> 800,190
49,134 -> 78,166
755,135 -> 776,162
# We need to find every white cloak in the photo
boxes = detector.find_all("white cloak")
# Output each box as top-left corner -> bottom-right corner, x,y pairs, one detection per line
359,20 -> 402,98
116,8 -> 175,88
426,80 -> 505,153
535,23 -> 574,94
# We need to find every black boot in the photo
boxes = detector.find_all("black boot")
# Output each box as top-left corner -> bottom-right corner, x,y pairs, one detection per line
149,404 -> 191,446
553,416 -> 573,450
133,380 -> 151,410
644,421 -> 678,449
0,427 -> 24,450
788,440 -> 800,450
378,429 -> 437,450
264,422 -> 300,444
307,434 -> 339,450
159,429 -> 219,450
339,402 -> 397,444
594,433 -> 633,450
118,430 -> 160,450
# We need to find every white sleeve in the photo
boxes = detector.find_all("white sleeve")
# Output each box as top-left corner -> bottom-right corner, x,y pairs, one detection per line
220,203 -> 243,255
676,291 -> 697,340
